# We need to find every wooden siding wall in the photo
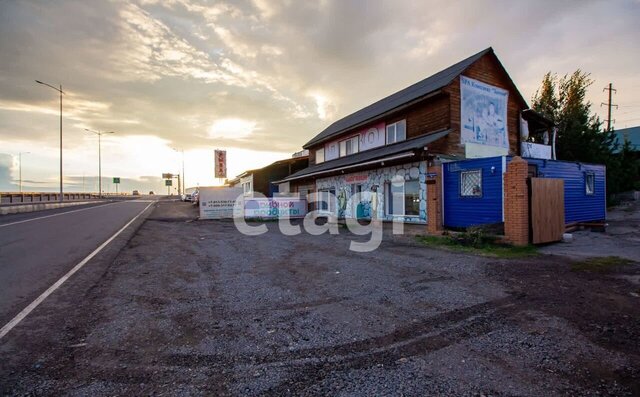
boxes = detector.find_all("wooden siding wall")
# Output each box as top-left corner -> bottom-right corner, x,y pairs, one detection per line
388,94 -> 450,140
435,54 -> 525,157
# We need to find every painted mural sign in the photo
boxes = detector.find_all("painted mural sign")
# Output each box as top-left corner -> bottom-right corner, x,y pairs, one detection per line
244,198 -> 307,219
460,76 -> 509,148
344,173 -> 369,183
359,122 -> 386,151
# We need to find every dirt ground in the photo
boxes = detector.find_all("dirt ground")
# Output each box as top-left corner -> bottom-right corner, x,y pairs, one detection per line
540,199 -> 640,261
1,200 -> 639,396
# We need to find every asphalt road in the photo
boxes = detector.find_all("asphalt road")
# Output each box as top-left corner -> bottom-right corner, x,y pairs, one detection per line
0,199 -> 155,328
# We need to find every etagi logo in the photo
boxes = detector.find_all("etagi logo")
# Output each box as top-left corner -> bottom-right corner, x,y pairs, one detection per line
233,178 -> 408,253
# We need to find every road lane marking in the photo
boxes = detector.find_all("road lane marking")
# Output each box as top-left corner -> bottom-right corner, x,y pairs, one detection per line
0,201 -> 155,340
0,201 -> 120,228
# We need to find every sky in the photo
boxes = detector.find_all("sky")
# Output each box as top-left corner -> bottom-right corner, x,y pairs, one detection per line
1,0 -> 639,193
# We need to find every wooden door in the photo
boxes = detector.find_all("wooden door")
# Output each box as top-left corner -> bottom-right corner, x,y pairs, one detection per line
530,178 -> 565,244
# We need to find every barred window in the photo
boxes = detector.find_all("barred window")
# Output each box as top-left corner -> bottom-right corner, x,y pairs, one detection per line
460,170 -> 482,197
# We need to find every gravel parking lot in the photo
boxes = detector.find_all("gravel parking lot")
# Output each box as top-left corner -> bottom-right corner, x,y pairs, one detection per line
1,200 -> 639,396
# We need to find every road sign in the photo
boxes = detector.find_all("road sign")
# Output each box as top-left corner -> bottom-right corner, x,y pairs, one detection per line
214,150 -> 227,179
162,173 -> 173,179
113,177 -> 120,184
165,179 -> 173,186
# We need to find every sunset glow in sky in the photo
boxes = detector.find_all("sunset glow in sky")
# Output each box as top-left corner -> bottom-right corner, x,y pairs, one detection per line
1,0 -> 639,193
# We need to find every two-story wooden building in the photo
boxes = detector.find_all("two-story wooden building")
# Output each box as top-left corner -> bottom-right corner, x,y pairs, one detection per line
277,47 -> 564,230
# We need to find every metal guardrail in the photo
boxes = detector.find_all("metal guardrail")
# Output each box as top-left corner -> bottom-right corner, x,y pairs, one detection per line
0,192 -> 130,205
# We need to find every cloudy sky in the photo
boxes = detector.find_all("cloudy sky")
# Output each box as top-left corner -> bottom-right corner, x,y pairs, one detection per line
1,0 -> 639,193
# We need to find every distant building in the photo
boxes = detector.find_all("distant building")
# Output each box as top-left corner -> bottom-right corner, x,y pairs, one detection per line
613,126 -> 640,152
230,155 -> 309,198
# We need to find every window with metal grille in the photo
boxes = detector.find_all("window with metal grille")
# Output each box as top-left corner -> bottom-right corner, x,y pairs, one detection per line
460,170 -> 482,197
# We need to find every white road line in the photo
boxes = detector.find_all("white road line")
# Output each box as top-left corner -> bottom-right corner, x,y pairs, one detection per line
0,201 -> 155,340
0,202 -> 118,228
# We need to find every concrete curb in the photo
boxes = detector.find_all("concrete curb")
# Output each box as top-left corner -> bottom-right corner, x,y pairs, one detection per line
0,200 -> 107,215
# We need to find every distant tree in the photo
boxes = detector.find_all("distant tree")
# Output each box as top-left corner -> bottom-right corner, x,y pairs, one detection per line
616,139 -> 640,192
532,70 -> 639,201
531,72 -> 558,125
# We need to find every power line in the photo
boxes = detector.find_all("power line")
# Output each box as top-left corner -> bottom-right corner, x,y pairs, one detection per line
601,83 -> 618,132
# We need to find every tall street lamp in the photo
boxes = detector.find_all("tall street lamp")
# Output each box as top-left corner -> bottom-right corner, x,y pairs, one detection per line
85,129 -> 115,198
35,80 -> 64,202
18,151 -> 30,193
173,148 -> 185,196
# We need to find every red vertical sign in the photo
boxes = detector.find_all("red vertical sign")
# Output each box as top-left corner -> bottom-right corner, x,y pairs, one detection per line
214,150 -> 227,178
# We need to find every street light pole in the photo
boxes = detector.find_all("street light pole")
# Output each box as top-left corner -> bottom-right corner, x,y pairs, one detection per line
173,148 -> 185,195
18,152 -> 30,193
85,129 -> 115,198
35,80 -> 64,202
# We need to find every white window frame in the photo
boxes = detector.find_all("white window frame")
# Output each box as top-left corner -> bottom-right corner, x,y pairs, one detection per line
460,169 -> 482,197
243,181 -> 252,195
385,179 -> 420,217
585,172 -> 595,195
339,136 -> 359,157
315,148 -> 325,164
318,188 -> 335,214
386,120 -> 407,144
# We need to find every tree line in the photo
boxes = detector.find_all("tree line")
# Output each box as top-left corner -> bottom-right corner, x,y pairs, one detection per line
531,71 -> 639,204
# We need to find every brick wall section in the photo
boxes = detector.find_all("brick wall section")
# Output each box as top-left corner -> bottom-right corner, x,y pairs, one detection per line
504,156 -> 529,245
426,164 -> 443,234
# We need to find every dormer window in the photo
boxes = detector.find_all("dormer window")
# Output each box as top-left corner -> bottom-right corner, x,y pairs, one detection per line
386,120 -> 406,144
339,136 -> 359,157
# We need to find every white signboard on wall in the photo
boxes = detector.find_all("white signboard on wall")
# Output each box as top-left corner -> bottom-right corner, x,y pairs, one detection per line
325,141 -> 339,161
521,142 -> 552,159
199,186 -> 243,219
460,76 -> 509,148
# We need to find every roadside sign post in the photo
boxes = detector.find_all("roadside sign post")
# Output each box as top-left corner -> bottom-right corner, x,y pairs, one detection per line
113,177 -> 120,194
165,179 -> 172,195
214,149 -> 227,185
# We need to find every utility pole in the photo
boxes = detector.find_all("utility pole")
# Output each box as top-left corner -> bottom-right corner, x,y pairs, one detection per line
601,83 -> 618,132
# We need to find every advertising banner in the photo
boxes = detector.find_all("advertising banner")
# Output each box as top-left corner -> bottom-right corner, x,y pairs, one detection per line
359,121 -> 386,151
344,173 -> 369,184
199,186 -> 243,219
244,198 -> 307,219
460,76 -> 509,148
214,150 -> 227,178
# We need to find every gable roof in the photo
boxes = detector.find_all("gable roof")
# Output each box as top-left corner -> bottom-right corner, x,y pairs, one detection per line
236,155 -> 309,178
614,126 -> 640,152
304,47 -> 521,149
